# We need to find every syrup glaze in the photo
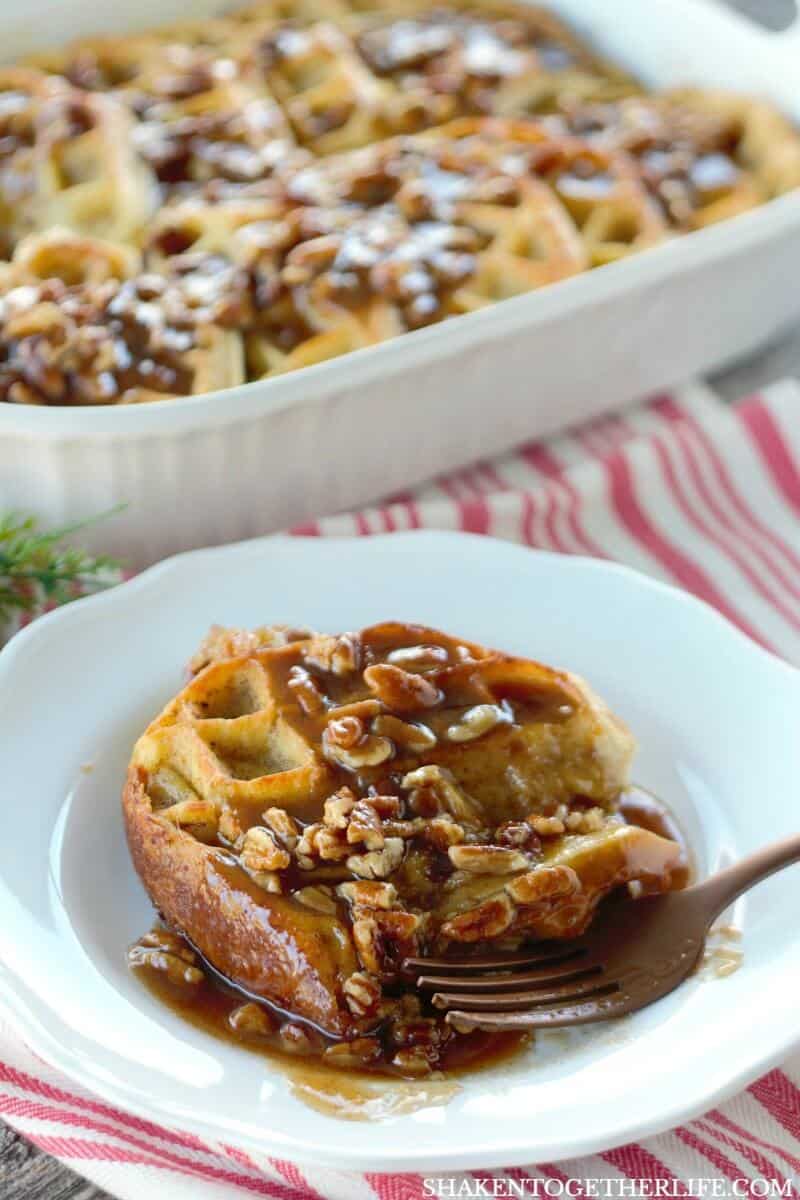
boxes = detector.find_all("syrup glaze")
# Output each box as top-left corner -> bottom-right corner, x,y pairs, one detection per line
131,785 -> 690,1116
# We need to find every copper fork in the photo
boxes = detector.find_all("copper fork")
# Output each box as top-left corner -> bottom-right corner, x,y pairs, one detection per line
403,834 -> 800,1031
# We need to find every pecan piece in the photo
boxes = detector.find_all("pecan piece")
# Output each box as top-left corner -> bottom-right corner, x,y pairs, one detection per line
322,786 -> 356,829
228,1002 -> 277,1038
346,799 -> 385,849
565,806 -> 606,833
343,970 -> 382,1018
446,703 -> 511,743
306,633 -> 361,676
505,865 -> 580,904
391,1046 -> 436,1076
240,827 -> 291,872
324,1037 -> 382,1067
386,644 -> 449,671
402,764 -> 481,824
495,820 -> 542,853
263,806 -> 300,848
323,726 -> 394,770
278,1022 -> 323,1055
529,814 -> 566,837
326,715 -> 366,750
287,664 -> 326,715
296,821 -> 350,864
423,816 -> 466,850
372,712 -> 437,753
447,844 -> 531,875
337,880 -> 398,909
346,836 -> 404,879
363,663 -> 442,713
128,945 -> 204,987
353,908 -> 420,973
440,894 -> 515,942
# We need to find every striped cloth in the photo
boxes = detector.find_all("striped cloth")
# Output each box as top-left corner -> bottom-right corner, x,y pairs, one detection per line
1,377 -> 799,1199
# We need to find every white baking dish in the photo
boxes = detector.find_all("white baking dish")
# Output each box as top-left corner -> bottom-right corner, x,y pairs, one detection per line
2,0 -> 799,566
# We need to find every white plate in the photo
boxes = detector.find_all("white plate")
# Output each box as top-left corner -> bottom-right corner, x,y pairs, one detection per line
0,531 -> 798,1171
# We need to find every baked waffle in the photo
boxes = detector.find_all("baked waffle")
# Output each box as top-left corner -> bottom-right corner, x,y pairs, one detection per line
2,0 -> 798,404
350,2 -> 638,125
544,90 -> 799,230
0,68 -> 157,251
123,621 -> 684,1068
0,231 -> 244,405
142,124 -> 588,376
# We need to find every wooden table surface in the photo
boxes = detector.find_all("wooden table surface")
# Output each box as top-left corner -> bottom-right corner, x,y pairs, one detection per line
3,1 -> 798,1194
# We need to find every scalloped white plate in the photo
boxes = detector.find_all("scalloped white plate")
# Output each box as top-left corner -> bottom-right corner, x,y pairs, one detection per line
0,532 -> 798,1171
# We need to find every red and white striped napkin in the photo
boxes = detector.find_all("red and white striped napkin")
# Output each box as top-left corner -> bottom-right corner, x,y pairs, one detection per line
2,378 -> 799,1198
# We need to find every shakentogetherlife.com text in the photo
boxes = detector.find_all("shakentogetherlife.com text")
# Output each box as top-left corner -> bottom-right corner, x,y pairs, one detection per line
422,1179 -> 797,1198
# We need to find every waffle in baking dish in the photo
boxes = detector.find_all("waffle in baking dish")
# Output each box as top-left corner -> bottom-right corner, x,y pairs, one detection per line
2,0 -> 799,404
123,621 -> 685,1072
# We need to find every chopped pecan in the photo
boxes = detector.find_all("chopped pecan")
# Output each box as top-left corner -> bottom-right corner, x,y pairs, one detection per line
495,820 -> 542,853
353,907 -> 420,973
363,663 -> 442,713
389,1015 -> 446,1051
326,715 -> 366,750
240,827 -> 291,872
423,816 -> 466,850
322,786 -> 356,829
346,836 -> 404,879
228,1002 -> 277,1038
440,894 -> 515,942
346,799 -> 385,849
343,971 -> 383,1018
529,814 -> 566,837
263,806 -> 300,848
128,945 -> 204,987
372,712 -> 436,753
337,880 -> 398,909
446,703 -> 511,743
447,844 -> 531,874
305,633 -> 361,676
352,915 -> 382,974
136,929 -> 195,962
323,726 -> 394,770
386,644 -> 449,671
565,806 -> 606,833
296,821 -> 350,864
402,764 -> 480,824
324,1037 -> 382,1067
505,864 -> 580,904
391,1046 -> 436,1075
287,664 -> 326,715
278,1021 -> 323,1055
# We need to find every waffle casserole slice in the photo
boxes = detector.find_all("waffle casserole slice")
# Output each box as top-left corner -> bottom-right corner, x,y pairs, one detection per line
123,621 -> 684,1066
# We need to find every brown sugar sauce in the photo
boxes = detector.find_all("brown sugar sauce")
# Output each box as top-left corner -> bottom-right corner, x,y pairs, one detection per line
133,935 -> 528,1117
131,783 -> 691,1116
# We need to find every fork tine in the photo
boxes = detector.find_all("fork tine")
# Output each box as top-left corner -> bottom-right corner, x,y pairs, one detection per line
402,942 -> 588,975
431,972 -> 611,1012
446,992 -> 628,1032
417,957 -> 601,992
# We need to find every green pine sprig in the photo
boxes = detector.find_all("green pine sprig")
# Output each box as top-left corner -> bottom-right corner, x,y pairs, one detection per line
0,509 -> 123,631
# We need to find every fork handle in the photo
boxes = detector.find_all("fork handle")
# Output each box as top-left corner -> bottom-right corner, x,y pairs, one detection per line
693,832 -> 800,924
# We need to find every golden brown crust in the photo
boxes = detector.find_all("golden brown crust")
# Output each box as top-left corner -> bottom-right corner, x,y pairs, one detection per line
123,765 -> 359,1034
122,619 -> 687,1049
